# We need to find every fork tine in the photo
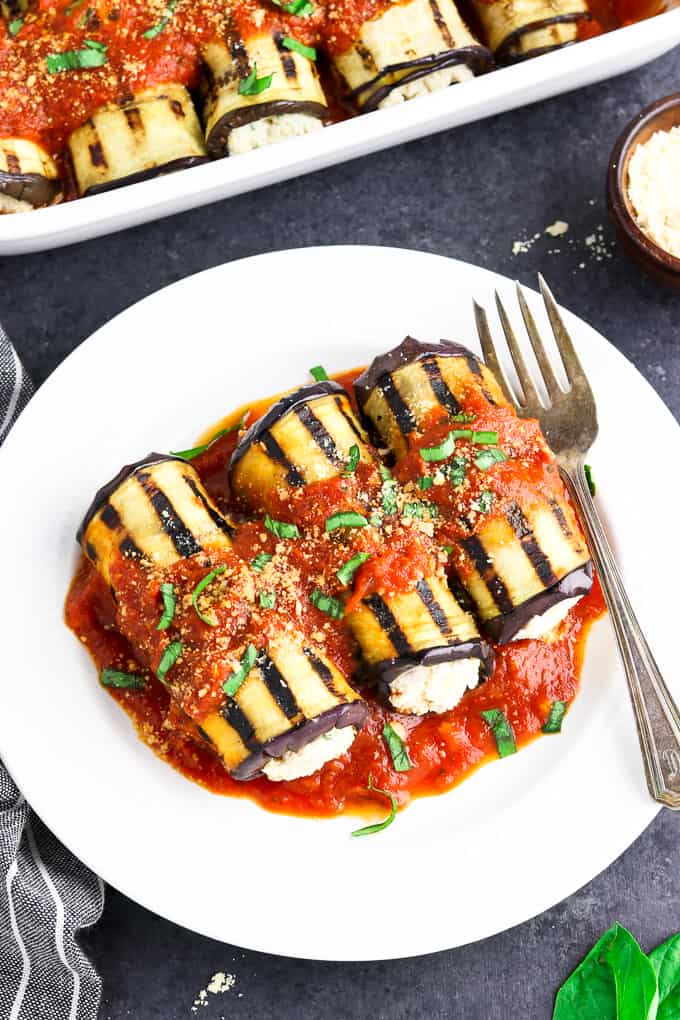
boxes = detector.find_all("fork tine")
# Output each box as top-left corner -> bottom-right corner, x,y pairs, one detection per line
537,274 -> 586,387
494,291 -> 540,410
473,300 -> 518,408
515,282 -> 563,401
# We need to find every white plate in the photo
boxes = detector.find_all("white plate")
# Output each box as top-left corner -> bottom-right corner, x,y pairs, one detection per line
1,11 -> 680,256
0,247 -> 676,961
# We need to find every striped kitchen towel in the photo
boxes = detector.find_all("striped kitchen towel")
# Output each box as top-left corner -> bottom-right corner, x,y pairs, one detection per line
0,324 -> 104,1020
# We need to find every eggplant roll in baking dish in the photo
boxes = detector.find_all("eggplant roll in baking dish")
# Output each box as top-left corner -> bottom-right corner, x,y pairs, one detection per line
79,454 -> 367,781
0,139 -> 61,213
230,381 -> 494,715
355,337 -> 593,643
202,28 -> 328,157
67,85 -> 207,198
469,0 -> 590,63
333,0 -> 492,112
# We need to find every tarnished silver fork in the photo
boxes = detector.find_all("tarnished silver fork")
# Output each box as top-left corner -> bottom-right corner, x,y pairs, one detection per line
474,275 -> 680,810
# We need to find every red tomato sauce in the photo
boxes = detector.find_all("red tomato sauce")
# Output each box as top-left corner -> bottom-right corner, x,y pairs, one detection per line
64,367 -> 605,821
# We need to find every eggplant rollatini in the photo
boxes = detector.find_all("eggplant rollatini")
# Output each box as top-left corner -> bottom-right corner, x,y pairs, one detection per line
67,84 -> 207,198
355,337 -> 593,644
0,138 -> 61,213
230,381 -> 493,715
469,0 -> 590,63
79,454 -> 366,781
202,29 -> 328,157
332,0 -> 492,112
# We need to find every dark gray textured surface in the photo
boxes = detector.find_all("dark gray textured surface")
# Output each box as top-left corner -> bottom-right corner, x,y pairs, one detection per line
3,46 -> 680,1019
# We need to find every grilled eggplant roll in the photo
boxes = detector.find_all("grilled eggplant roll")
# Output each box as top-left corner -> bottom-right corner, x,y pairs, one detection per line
332,0 -> 492,113
469,0 -> 591,63
79,454 -> 366,781
202,28 -> 328,157
0,139 -> 61,213
355,337 -> 593,644
67,84 -> 207,198
230,381 -> 493,714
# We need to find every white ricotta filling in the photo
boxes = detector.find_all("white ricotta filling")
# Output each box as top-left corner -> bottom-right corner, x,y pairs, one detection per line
378,65 -> 473,109
0,193 -> 32,215
627,125 -> 680,259
262,725 -> 356,782
228,114 -> 322,156
512,596 -> 582,642
388,657 -> 481,715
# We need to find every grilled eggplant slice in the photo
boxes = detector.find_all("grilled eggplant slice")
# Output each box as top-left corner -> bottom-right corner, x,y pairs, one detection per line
230,381 -> 493,714
469,0 -> 591,63
80,454 -> 366,781
0,139 -> 61,213
355,337 -> 593,643
202,30 -> 328,157
67,84 -> 207,198
333,0 -> 492,112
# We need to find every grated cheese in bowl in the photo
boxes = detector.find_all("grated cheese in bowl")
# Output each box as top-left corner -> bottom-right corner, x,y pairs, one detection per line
627,125 -> 680,260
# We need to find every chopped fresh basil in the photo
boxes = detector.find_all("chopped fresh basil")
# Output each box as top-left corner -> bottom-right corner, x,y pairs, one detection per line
369,511 -> 383,528
171,410 -> 249,460
418,476 -> 433,490
420,432 -> 455,462
46,39 -> 107,72
475,490 -> 494,513
281,35 -> 316,60
336,551 -> 371,586
451,411 -> 475,423
157,641 -> 182,685
265,514 -> 300,540
238,63 -> 273,96
446,456 -> 467,488
379,465 -> 392,480
258,590 -> 276,609
142,0 -> 177,38
309,364 -> 328,381
309,588 -> 344,620
383,723 -> 413,772
474,448 -> 507,471
451,428 -> 473,441
584,463 -> 596,497
325,510 -> 368,533
343,444 -> 360,475
8,17 -> 23,34
223,643 -> 258,697
251,552 -> 273,572
543,700 -> 567,734
481,708 -> 516,757
441,543 -> 454,555
381,477 -> 398,515
402,501 -> 437,520
472,430 -> 499,445
191,564 -> 227,626
100,667 -> 145,690
351,775 -> 397,837
156,582 -> 176,631
272,0 -> 314,13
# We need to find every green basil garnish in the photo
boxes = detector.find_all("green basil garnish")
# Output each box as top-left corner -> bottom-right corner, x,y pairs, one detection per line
543,700 -> 567,734
451,412 -> 475,423
402,501 -> 437,520
223,643 -> 258,697
381,475 -> 398,515
481,708 -> 516,758
383,723 -> 413,772
191,564 -> 226,626
281,35 -> 316,60
475,490 -> 494,513
325,510 -> 368,533
418,476 -> 433,491
441,543 -> 454,555
238,63 -> 273,96
343,444 -> 360,475
351,775 -> 397,837
472,430 -> 498,445
157,641 -> 182,685
309,588 -> 344,619
251,552 -> 273,572
420,432 -> 455,462
156,582 -> 176,631
309,364 -> 328,381
171,410 -> 249,461
446,456 -> 467,488
8,17 -> 23,34
272,0 -> 314,13
336,551 -> 371,586
259,591 -> 276,609
142,0 -> 177,38
265,514 -> 300,540
474,448 -> 507,471
585,463 -> 596,497
46,39 -> 107,72
100,668 -> 145,690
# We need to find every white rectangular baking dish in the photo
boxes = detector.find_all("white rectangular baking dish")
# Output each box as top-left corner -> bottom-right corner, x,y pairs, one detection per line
2,7 -> 679,255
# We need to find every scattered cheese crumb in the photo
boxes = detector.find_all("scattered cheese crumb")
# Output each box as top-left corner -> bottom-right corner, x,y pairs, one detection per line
545,220 -> 569,237
192,972 -> 236,1011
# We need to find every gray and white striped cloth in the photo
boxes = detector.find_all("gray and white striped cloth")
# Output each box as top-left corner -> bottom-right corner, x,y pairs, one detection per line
0,323 -> 104,1020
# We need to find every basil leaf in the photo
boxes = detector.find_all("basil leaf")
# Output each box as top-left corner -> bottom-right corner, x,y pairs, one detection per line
46,43 -> 107,72
8,17 -> 23,34
475,490 -> 494,514
238,64 -> 273,96
383,723 -> 413,772
369,511 -> 382,528
474,448 -> 507,471
402,501 -> 437,520
309,588 -> 344,620
420,432 -> 455,462
272,0 -> 314,14
650,931 -> 680,1019
100,668 -> 145,690
481,709 -> 516,757
472,430 -> 498,445
381,477 -> 398,515
451,411 -> 475,423
585,463 -> 596,497
156,582 -> 176,630
418,476 -> 433,491
553,923 -> 657,1020
446,456 -> 467,488
157,641 -> 182,684
171,410 -> 248,460
281,35 -> 316,60
265,514 -> 300,540
336,551 -> 371,586
343,444 -> 360,475
441,543 -> 454,555
543,700 -> 567,734
142,0 -> 177,38
259,591 -> 276,609
251,552 -> 273,572
351,775 -> 397,837
309,364 -> 328,381
325,510 -> 368,533
191,564 -> 226,626
451,428 -> 473,441
223,643 -> 258,697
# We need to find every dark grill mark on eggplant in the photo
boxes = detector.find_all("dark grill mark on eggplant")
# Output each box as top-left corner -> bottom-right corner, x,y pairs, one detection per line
169,99 -> 185,118
303,648 -> 339,694
506,503 -> 558,588
294,404 -> 344,466
447,568 -> 476,615
333,397 -> 366,443
460,536 -> 514,615
124,107 -> 143,134
363,594 -> 412,657
549,498 -> 573,538
355,40 -> 377,71
88,141 -> 107,168
259,432 -> 306,487
422,356 -> 462,416
222,698 -> 258,749
183,475 -> 236,538
415,578 -> 452,636
428,0 -> 455,47
119,536 -> 143,559
85,541 -> 98,562
481,387 -> 497,406
136,472 -> 202,558
380,374 -> 416,435
100,503 -> 121,530
258,653 -> 300,720
4,152 -> 20,175
464,353 -> 482,377
280,53 -> 297,79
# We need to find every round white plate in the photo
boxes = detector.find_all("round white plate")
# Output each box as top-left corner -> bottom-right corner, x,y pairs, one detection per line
0,247 -> 675,961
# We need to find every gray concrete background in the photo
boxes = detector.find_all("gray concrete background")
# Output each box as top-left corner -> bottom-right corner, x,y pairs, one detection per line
3,46 -> 679,1018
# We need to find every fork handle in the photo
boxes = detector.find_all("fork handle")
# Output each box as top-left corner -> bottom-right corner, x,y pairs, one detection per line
561,462 -> 680,810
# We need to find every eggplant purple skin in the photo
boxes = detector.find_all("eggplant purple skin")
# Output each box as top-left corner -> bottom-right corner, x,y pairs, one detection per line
0,171 -> 61,208
494,13 -> 591,65
206,101 -> 328,158
81,156 -> 208,197
219,699 -> 369,781
483,561 -> 594,643
373,639 -> 495,702
75,452 -> 184,545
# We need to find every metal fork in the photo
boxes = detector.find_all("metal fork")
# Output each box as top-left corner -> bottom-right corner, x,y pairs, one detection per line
474,275 -> 680,810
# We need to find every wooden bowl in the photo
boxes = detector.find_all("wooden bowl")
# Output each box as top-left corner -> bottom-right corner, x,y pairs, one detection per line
607,93 -> 680,288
